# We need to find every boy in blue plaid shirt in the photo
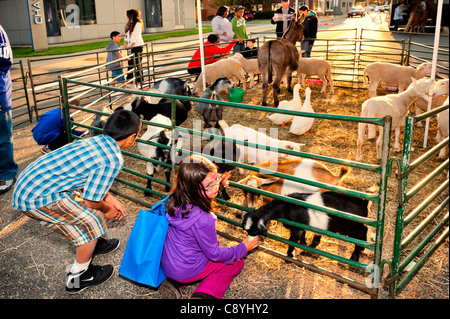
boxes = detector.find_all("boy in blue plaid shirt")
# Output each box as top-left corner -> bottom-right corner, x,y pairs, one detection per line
12,109 -> 141,293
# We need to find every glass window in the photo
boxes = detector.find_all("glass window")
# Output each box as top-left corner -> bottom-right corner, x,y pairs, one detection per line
145,0 -> 163,28
58,0 -> 97,26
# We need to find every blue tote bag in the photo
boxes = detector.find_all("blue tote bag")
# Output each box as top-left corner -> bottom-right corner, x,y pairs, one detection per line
119,195 -> 170,288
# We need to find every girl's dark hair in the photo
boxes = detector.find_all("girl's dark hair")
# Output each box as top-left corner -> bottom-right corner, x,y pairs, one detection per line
298,5 -> 309,11
216,6 -> 228,17
103,109 -> 141,141
126,9 -> 139,34
166,155 -> 218,217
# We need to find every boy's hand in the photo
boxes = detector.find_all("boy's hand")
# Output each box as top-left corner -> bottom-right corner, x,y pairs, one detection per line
103,193 -> 127,219
104,206 -> 125,221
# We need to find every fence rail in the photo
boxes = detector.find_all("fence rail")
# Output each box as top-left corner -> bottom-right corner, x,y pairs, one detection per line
59,70 -> 395,298
387,101 -> 449,298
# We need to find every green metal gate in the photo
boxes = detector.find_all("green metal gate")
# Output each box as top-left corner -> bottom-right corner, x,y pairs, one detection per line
10,60 -> 32,127
386,101 -> 449,298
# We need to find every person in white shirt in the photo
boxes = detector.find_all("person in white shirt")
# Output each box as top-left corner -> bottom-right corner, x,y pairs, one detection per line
211,6 -> 234,43
124,9 -> 144,84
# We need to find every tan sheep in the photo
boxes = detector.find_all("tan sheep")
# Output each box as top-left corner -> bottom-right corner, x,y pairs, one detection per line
230,53 -> 260,88
192,58 -> 246,96
363,62 -> 432,97
296,57 -> 334,94
413,79 -> 449,126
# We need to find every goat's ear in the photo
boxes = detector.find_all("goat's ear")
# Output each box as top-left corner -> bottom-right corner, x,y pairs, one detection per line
411,77 -> 417,85
257,219 -> 268,235
237,212 -> 247,220
260,177 -> 280,186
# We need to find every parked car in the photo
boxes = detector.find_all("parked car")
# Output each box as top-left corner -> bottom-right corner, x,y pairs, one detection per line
244,11 -> 255,21
383,4 -> 389,11
348,6 -> 366,18
375,6 -> 385,12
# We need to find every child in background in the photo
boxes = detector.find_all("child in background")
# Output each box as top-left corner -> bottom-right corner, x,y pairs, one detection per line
231,5 -> 248,53
13,110 -> 142,294
241,39 -> 258,58
159,155 -> 259,299
106,31 -> 126,87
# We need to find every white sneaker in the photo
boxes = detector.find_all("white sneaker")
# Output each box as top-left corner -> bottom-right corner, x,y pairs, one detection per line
41,145 -> 52,154
0,179 -> 15,195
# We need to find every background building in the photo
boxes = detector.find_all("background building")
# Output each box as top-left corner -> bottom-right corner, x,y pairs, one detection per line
1,0 -> 196,49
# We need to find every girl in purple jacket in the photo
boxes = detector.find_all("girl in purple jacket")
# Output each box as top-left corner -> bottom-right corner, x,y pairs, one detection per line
160,155 -> 259,299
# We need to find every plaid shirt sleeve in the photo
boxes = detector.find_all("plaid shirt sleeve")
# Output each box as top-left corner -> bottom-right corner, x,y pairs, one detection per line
82,163 -> 122,202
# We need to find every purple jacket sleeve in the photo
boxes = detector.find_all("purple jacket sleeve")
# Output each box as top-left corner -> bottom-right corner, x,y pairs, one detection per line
192,214 -> 247,264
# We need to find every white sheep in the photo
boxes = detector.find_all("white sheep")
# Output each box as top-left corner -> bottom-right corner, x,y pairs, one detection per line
192,58 -> 246,96
230,53 -> 260,88
363,62 -> 432,97
356,77 -> 434,161
436,97 -> 449,159
296,57 -> 334,94
414,79 -> 449,126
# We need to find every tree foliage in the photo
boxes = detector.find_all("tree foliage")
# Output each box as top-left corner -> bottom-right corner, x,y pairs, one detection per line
211,0 -> 272,11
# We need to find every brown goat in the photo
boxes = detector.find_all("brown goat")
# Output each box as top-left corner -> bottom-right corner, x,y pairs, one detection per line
238,158 -> 349,209
258,12 -> 305,106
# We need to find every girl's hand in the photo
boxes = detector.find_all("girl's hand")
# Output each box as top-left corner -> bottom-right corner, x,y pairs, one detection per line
242,236 -> 259,252
221,171 -> 233,187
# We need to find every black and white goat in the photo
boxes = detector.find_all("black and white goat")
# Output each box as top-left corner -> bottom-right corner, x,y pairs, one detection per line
152,77 -> 192,97
138,114 -> 183,196
195,77 -> 234,129
89,106 -> 120,137
241,192 -> 370,262
125,95 -> 191,126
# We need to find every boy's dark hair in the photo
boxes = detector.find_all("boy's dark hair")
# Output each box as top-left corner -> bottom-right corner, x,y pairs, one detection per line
207,34 -> 218,43
103,109 -> 140,141
110,31 -> 120,39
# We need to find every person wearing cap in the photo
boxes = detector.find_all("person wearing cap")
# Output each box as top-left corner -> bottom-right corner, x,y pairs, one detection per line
271,0 -> 295,39
298,5 -> 318,57
187,34 -> 236,78
231,6 -> 248,53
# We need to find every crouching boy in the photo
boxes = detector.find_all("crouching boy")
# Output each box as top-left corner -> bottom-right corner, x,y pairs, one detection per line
12,110 -> 141,294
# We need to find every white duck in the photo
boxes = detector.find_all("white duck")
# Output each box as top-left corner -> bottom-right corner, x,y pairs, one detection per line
266,84 -> 302,128
289,87 -> 314,135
